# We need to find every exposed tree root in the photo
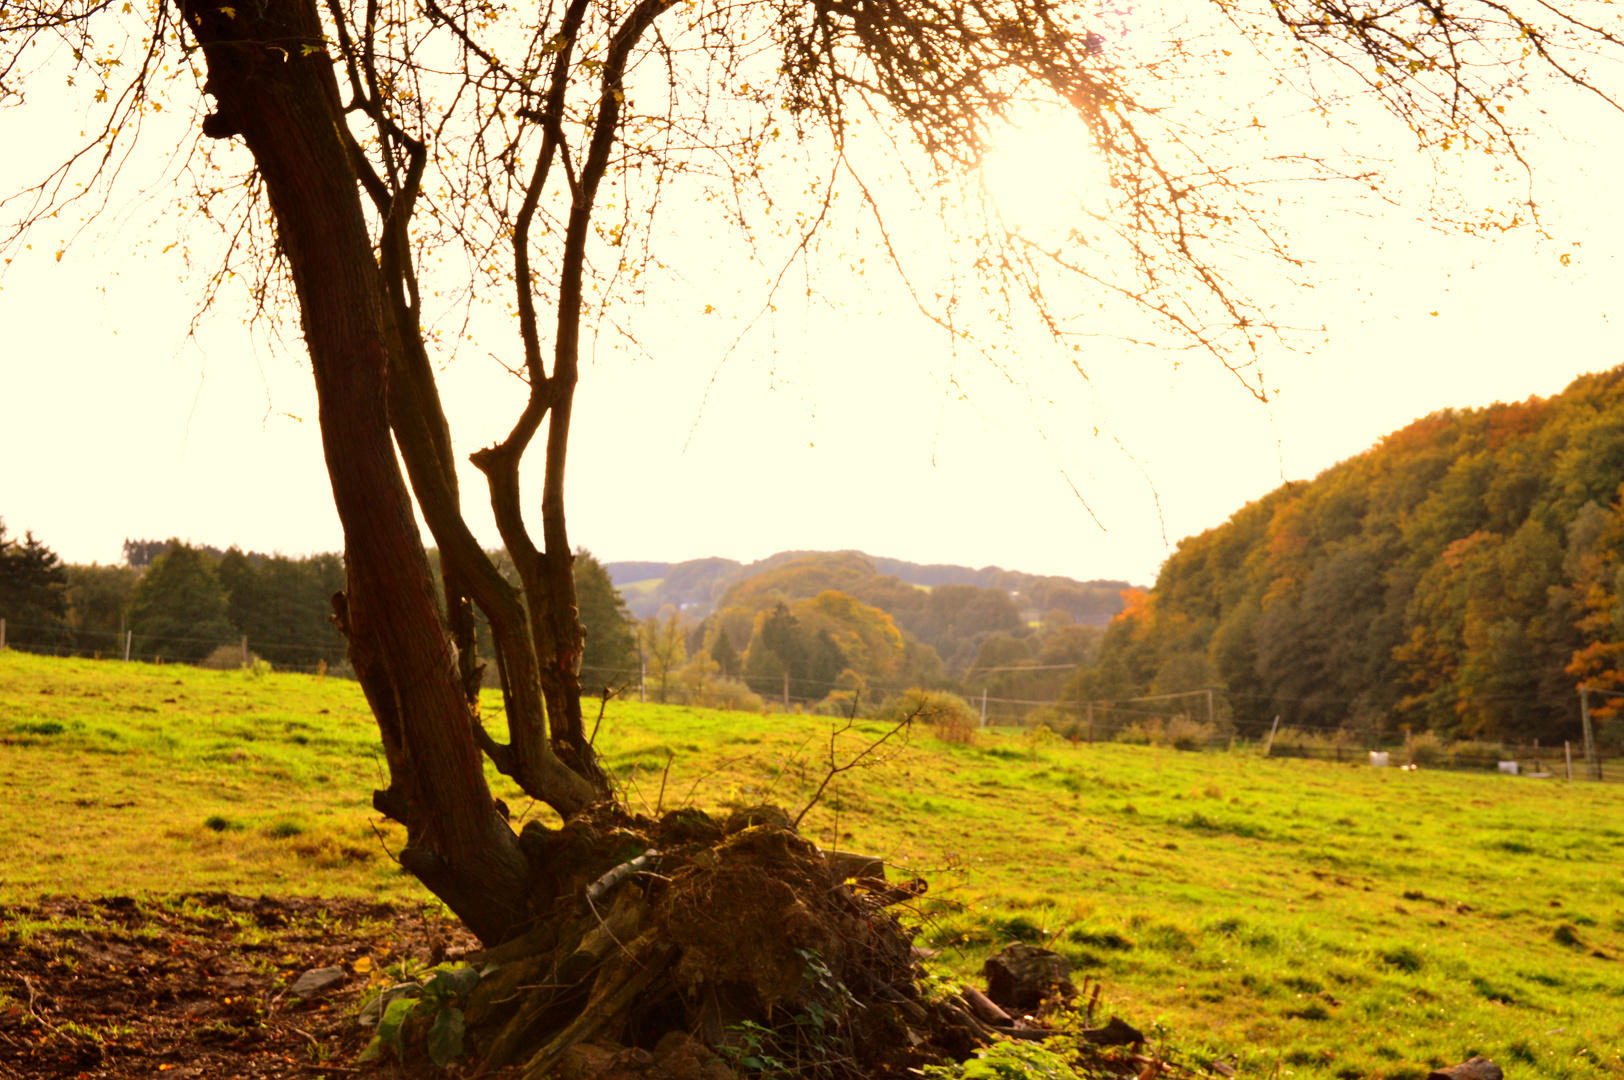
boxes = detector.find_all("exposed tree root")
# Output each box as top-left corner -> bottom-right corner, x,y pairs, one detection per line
392,803 -> 987,1079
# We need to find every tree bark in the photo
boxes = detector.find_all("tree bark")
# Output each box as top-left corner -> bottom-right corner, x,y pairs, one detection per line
183,0 -> 531,942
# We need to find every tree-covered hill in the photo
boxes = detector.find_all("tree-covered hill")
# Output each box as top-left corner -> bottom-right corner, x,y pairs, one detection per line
605,549 -> 1129,626
1078,367 -> 1624,748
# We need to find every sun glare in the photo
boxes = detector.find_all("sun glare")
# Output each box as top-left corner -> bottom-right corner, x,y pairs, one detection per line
980,113 -> 1097,242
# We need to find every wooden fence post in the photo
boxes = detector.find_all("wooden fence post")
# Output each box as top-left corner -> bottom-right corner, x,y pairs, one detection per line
1565,740 -> 1573,783
1262,715 -> 1280,757
1581,686 -> 1599,780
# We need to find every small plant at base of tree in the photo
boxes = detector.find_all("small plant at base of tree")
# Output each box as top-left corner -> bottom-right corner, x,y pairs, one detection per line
358,963 -> 481,1067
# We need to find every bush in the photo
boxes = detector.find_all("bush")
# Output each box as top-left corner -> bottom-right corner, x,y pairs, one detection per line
879,688 -> 978,743
1023,724 -> 1061,751
691,678 -> 764,713
1023,705 -> 1074,730
202,643 -> 251,670
1165,716 -> 1216,750
1408,731 -> 1445,767
811,689 -> 877,718
1116,716 -> 1216,750
1444,740 -> 1506,768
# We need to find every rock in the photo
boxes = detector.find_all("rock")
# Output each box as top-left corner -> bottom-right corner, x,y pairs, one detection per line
982,943 -> 1075,1011
824,850 -> 886,880
555,1042 -> 621,1080
287,965 -> 347,999
1080,1016 -> 1145,1046
724,805 -> 792,834
1427,1058 -> 1503,1080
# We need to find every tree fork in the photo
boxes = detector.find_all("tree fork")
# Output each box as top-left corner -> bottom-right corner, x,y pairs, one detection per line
183,0 -> 530,942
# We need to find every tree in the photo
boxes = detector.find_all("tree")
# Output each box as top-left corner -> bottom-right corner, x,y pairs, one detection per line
709,626 -> 741,681
574,548 -> 637,685
126,542 -> 239,662
64,562 -> 139,655
640,612 -> 688,703
217,548 -> 350,668
744,602 -> 806,697
5,0 -> 1621,1062
0,522 -> 71,651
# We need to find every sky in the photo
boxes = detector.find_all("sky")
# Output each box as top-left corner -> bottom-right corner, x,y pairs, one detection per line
2,21 -> 1620,588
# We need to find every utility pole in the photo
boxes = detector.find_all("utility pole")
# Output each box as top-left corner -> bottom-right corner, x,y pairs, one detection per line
1580,685 -> 1599,780
979,689 -> 988,730
123,630 -> 132,663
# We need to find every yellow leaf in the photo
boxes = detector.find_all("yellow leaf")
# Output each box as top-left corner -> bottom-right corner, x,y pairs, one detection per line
353,957 -> 373,973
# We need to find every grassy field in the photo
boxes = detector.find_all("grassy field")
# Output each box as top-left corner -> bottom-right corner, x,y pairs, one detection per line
3,649 -> 1623,1080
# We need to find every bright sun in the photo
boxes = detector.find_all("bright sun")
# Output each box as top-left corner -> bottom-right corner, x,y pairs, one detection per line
979,112 -> 1097,242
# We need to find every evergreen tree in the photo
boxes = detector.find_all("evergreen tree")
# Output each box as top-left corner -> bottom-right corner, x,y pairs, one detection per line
126,541 -> 237,662
709,626 -> 740,681
575,549 -> 637,680
0,521 -> 71,650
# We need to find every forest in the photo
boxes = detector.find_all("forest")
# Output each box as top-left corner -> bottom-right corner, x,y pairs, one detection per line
1075,367 -> 1624,749
7,366 -> 1624,747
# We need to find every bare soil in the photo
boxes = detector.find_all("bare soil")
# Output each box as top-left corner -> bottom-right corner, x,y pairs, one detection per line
0,892 -> 473,1080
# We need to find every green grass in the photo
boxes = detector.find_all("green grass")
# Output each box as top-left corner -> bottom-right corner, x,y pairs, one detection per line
5,650 -> 1624,1079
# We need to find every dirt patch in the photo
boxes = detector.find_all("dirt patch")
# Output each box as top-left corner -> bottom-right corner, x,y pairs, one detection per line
0,892 -> 473,1080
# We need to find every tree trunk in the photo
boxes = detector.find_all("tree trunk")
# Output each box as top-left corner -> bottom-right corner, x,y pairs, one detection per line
182,0 -> 530,943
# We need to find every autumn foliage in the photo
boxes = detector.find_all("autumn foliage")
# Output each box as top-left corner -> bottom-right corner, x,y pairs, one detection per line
1076,368 -> 1624,745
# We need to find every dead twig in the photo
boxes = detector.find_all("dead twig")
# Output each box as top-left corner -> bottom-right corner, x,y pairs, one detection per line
792,703 -> 919,829
654,749 -> 674,814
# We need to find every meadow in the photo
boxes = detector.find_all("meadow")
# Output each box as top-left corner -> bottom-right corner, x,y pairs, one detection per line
2,649 -> 1622,1080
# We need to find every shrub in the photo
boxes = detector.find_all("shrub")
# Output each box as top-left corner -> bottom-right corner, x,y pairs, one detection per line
1408,731 -> 1445,767
1116,716 -> 1216,750
1444,740 -> 1505,768
879,688 -> 978,743
692,678 -> 765,713
1267,726 -> 1330,757
1165,716 -> 1216,750
202,644 -> 250,670
811,689 -> 876,718
1023,705 -> 1073,730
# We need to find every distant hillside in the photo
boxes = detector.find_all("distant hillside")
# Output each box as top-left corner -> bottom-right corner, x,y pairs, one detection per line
1080,366 -> 1624,749
605,550 -> 1131,624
